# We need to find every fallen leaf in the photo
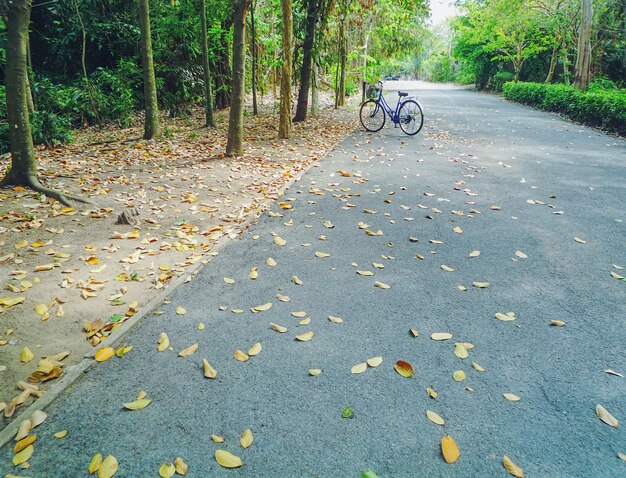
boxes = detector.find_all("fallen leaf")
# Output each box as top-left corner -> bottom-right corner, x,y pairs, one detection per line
295,331 -> 314,342
20,347 -> 35,363
14,434 -> 36,453
202,359 -> 217,379
89,453 -> 103,474
175,306 -> 187,315
596,404 -> 619,428
98,455 -> 119,478
431,333 -> 452,341
274,236 -> 287,246
159,463 -> 175,478
157,333 -> 170,352
315,251 -> 331,258
367,356 -> 383,367
574,237 -> 587,244
426,410 -> 445,425
550,320 -> 566,327
270,322 -> 288,333
472,362 -> 486,372
410,329 -> 420,337
453,370 -> 466,382
441,435 -> 460,463
215,450 -> 242,468
179,343 -> 198,357
211,435 -> 224,443
251,302 -> 272,313
605,369 -> 623,378
223,277 -> 236,284
503,455 -> 524,477
276,294 -> 290,302
174,457 -> 188,475
427,387 -> 438,399
394,360 -> 413,378
240,429 -> 254,449
249,267 -> 258,280
357,270 -> 374,276
515,251 -> 527,259
473,282 -> 490,288
234,350 -> 249,362
495,312 -> 516,322
248,342 -> 262,356
123,398 -> 152,410
292,276 -> 303,285
375,281 -> 390,289
469,250 -> 480,258
454,343 -> 469,359
351,362 -> 368,374
266,257 -> 277,267
12,444 -> 34,465
342,406 -> 354,418
53,430 -> 68,439
618,452 -> 626,461
94,347 -> 114,362
30,410 -> 47,428
328,315 -> 343,324
503,393 -> 521,402
309,369 -> 322,376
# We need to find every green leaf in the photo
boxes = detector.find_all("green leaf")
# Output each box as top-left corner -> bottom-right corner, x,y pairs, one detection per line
108,313 -> 124,323
362,471 -> 380,478
342,406 -> 354,419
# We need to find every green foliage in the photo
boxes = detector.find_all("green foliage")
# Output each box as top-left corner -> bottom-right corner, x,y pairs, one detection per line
30,111 -> 74,147
502,81 -> 626,136
91,59 -> 141,126
491,71 -> 515,92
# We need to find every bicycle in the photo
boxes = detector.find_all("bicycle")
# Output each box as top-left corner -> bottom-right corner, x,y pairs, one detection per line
359,81 -> 424,136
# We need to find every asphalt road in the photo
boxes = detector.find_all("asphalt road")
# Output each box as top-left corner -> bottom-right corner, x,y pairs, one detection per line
2,82 -> 625,477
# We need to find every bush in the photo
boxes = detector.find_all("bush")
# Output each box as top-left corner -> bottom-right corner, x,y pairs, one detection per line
30,110 -> 73,147
502,81 -> 626,136
491,71 -> 515,92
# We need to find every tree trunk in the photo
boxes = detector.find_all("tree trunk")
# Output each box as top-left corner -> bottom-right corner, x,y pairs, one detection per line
226,0 -> 249,156
278,0 -> 293,138
74,0 -> 100,123
138,0 -> 160,139
25,36 -> 35,113
361,34 -> 369,104
293,0 -> 319,122
545,45 -> 558,83
337,10 -> 346,107
251,1 -> 258,116
1,0 -> 93,207
215,20 -> 233,110
200,0 -> 215,127
574,0 -> 593,89
311,64 -> 319,117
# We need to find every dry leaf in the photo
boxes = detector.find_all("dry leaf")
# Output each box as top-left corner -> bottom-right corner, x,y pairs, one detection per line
427,387 -> 438,399
351,362 -> 368,374
394,360 -> 413,378
12,444 -> 34,465
328,315 -> 343,324
174,457 -> 188,475
495,312 -> 516,321
240,429 -> 254,449
574,237 -> 587,244
20,347 -> 35,363
178,343 -> 198,357
472,362 -> 486,372
270,322 -> 288,333
309,369 -> 322,376
175,306 -> 187,315
426,410 -> 445,426
441,265 -> 454,272
89,453 -> 103,474
234,350 -> 249,362
123,398 -> 152,410
202,359 -> 217,379
276,294 -> 290,302
618,452 -> 626,461
98,455 -> 119,478
503,393 -> 521,402
550,320 -> 566,327
215,450 -> 242,468
266,257 -> 277,267
157,332 -> 170,352
252,302 -> 272,313
357,270 -> 374,276
315,251 -> 331,258
596,404 -> 619,428
292,276 -> 303,285
454,343 -> 469,359
503,455 -> 524,477
295,331 -> 314,342
473,282 -> 490,288
441,435 -> 460,464
515,251 -> 527,259
367,356 -> 383,367
248,342 -> 262,356
223,277 -> 236,284
375,281 -> 390,289
274,236 -> 287,246
159,463 -> 175,478
94,347 -> 114,362
211,435 -> 224,443
249,267 -> 258,280
469,250 -> 480,258
14,434 -> 36,453
431,333 -> 452,341
53,430 -> 68,439
453,370 -> 466,382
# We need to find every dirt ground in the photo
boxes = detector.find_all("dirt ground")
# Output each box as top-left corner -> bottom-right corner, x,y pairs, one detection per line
0,94 -> 359,428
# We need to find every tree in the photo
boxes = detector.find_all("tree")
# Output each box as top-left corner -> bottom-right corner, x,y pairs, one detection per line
278,0 -> 293,138
226,0 -> 250,156
293,0 -> 321,122
0,0 -> 90,206
574,0 -> 593,89
138,0 -> 160,139
200,0 -> 215,127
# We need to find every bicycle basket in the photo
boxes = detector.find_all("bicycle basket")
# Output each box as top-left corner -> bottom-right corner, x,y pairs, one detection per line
367,86 -> 380,100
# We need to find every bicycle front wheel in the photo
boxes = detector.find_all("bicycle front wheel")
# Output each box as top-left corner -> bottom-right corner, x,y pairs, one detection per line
398,99 -> 424,135
360,100 -> 386,132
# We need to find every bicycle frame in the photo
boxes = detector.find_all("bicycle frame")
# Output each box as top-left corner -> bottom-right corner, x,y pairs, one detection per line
373,82 -> 405,124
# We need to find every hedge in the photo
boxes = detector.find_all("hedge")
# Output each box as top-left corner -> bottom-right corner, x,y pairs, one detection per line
502,81 -> 626,136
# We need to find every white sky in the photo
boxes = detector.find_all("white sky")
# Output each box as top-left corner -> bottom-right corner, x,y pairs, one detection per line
429,0 -> 458,25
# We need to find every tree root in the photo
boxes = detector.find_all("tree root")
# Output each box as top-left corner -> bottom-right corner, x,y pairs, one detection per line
0,173 -> 96,208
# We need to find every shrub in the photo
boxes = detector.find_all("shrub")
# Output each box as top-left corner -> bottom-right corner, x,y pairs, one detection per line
30,110 -> 73,147
502,81 -> 626,136
491,71 -> 515,92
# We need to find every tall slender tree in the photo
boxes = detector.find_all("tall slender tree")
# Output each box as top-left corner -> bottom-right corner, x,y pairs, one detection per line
278,0 -> 293,138
200,0 -> 215,127
293,0 -> 321,122
138,0 -> 160,139
226,0 -> 250,155
574,0 -> 593,89
0,0 -> 90,206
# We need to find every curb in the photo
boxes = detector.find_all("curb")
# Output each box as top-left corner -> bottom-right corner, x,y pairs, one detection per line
0,134 -> 339,450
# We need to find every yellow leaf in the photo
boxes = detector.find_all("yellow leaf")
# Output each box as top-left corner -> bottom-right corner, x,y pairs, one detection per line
197,322 -> 205,330
116,345 -> 133,358
157,333 -> 170,352
496,312 -> 516,321
454,343 -> 469,359
431,332 -> 452,341
473,281 -> 490,288
234,350 -> 249,362
98,455 -> 119,478
299,317 -> 311,325
89,453 -> 103,474
215,449 -> 243,468
374,281 -> 390,289
315,251 -> 331,258
20,347 -> 35,363
291,311 -> 307,318
14,435 -> 37,454
270,322 -> 288,333
414,253 -> 425,260
249,267 -> 258,280
251,302 -> 272,313
472,362 -> 486,372
248,342 -> 262,356
503,455 -> 525,477
503,393 -> 521,402
295,331 -> 314,342
223,277 -> 236,284
34,303 -> 48,315
211,435 -> 224,443
453,370 -> 466,382
202,359 -> 217,379
596,404 -> 619,428
0,296 -> 25,308
367,356 -> 383,367
292,276 -> 303,285
176,306 -> 187,315
394,360 -> 413,378
266,257 -> 277,267
179,343 -> 198,357
123,398 -> 152,410
86,255 -> 100,265
351,362 -> 368,374
441,265 -> 455,272
469,250 -> 480,258
550,320 -> 566,327
453,226 -> 463,234
574,236 -> 587,244
309,369 -> 322,376
427,387 -> 438,399
240,429 -> 254,449
274,236 -> 287,246
37,359 -> 55,374
95,347 -> 114,362
12,444 -> 34,465
618,452 -> 626,461
15,240 -> 28,249
174,457 -> 188,475
441,435 -> 460,464
328,315 -> 343,324
159,463 -> 175,478
35,263 -> 55,272
410,329 -> 420,337
53,430 -> 68,439
357,270 -> 374,276
426,410 -> 445,426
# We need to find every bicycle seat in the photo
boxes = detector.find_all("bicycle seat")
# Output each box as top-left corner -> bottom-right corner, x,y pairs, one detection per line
398,91 -> 408,97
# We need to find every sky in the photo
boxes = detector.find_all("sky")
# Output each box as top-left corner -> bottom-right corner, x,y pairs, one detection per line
429,0 -> 459,25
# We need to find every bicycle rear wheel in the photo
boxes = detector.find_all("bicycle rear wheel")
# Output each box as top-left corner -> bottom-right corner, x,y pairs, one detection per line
398,99 -> 424,135
360,100 -> 386,132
